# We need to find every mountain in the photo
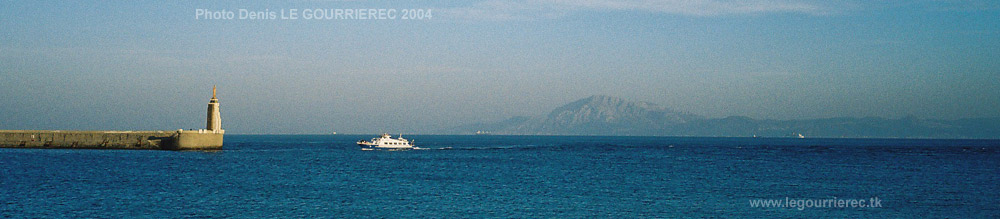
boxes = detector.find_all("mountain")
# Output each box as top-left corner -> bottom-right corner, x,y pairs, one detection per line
450,95 -> 1000,139
526,95 -> 701,135
452,95 -> 699,136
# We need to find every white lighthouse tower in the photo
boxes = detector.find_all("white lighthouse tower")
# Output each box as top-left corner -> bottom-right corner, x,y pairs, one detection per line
206,85 -> 222,133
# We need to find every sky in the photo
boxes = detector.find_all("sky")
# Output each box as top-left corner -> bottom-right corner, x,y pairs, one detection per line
1,0 -> 998,134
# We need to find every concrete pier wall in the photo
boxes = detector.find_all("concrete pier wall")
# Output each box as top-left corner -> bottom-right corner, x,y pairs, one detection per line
171,130 -> 224,150
0,130 -> 221,150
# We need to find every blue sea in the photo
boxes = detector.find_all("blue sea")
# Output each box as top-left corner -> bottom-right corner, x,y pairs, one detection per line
2,135 -> 998,218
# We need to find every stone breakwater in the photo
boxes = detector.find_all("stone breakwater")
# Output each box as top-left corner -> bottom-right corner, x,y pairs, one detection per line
0,130 -> 223,150
0,86 -> 225,151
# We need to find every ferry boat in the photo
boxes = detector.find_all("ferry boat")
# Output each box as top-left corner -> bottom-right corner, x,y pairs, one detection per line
357,133 -> 414,150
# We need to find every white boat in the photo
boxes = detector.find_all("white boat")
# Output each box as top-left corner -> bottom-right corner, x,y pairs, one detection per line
357,133 -> 414,150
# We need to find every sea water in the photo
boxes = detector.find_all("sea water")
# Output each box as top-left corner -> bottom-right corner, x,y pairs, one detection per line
2,135 -> 998,218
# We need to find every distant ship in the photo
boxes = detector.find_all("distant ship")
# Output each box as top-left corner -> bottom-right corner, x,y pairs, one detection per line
357,133 -> 414,150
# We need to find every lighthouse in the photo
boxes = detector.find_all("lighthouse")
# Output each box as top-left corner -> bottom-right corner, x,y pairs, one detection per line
206,85 -> 222,132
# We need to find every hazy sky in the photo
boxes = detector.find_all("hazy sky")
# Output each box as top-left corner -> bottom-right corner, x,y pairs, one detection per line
2,1 -> 998,134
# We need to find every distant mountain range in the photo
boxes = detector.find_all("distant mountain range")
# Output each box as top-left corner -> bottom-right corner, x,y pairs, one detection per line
450,95 -> 1000,139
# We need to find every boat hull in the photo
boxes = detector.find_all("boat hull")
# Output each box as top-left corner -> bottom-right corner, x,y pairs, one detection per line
358,143 -> 413,150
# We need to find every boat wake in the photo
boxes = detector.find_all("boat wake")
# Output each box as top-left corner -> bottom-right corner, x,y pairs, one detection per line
362,146 -> 539,151
420,145 -> 549,151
